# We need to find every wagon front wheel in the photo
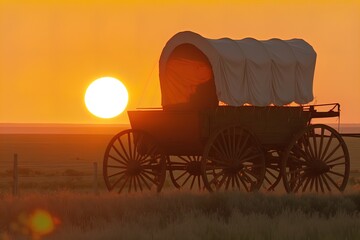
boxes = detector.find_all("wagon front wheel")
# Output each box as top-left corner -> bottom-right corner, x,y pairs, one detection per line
202,126 -> 266,192
281,124 -> 350,193
103,129 -> 166,194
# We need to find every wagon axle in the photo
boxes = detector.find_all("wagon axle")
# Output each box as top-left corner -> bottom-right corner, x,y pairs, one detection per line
186,161 -> 202,176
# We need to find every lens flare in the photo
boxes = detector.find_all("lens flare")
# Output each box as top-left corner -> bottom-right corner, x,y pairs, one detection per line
29,210 -> 56,236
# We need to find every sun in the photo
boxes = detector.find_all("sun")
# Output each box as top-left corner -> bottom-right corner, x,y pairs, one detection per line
85,77 -> 129,118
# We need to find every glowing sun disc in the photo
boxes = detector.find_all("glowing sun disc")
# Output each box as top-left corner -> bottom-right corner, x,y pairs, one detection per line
85,77 -> 128,118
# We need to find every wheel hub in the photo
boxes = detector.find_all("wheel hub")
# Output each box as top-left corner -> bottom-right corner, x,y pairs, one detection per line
186,161 -> 201,176
127,160 -> 141,175
308,160 -> 330,175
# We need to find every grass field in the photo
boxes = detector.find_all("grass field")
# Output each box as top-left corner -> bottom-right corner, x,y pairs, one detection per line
1,191 -> 360,240
0,127 -> 359,239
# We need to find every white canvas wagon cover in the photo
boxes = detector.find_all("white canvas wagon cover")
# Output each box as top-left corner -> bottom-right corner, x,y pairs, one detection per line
159,31 -> 316,109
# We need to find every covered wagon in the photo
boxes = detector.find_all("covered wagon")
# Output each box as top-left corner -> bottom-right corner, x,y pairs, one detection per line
103,31 -> 349,194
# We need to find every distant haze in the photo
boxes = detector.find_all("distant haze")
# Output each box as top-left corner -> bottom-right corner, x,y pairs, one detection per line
0,123 -> 129,134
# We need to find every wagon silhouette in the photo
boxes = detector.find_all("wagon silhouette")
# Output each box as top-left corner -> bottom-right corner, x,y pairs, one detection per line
103,31 -> 349,194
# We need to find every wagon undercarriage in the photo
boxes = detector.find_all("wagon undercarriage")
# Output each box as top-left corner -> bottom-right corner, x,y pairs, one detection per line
103,104 -> 349,194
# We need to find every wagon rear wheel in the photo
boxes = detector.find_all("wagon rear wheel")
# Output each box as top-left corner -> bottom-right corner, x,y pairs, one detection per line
168,155 -> 205,191
103,129 -> 166,194
202,126 -> 266,192
281,124 -> 350,193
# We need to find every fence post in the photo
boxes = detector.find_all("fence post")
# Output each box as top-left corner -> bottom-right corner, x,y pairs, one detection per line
13,154 -> 18,196
93,162 -> 99,195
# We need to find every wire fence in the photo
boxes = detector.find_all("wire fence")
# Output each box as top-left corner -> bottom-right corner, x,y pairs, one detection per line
1,154 -> 101,196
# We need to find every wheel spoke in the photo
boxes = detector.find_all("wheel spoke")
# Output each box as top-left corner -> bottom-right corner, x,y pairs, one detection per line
264,175 -> 272,185
321,174 -> 331,192
315,176 -> 319,192
138,173 -> 151,190
309,177 -> 315,192
225,175 -> 231,190
135,175 -> 143,192
133,175 -> 138,192
328,162 -> 346,168
328,170 -> 345,177
118,137 -> 131,161
175,171 -> 188,181
301,177 -> 311,192
318,176 -> 325,193
220,131 -> 231,160
181,174 -> 192,187
110,174 -> 127,191
266,168 -> 278,179
118,176 -> 130,193
127,133 -> 133,161
325,155 -> 345,164
318,127 -> 325,160
143,169 -> 159,177
311,129 -> 318,159
324,173 -> 340,190
212,142 -> 229,162
303,133 -> 316,160
320,133 -> 334,160
235,133 -> 250,161
190,175 -> 196,189
108,170 -> 127,178
178,156 -> 191,163
107,164 -> 126,169
109,148 -> 128,165
197,176 -> 202,190
141,171 -> 158,186
234,174 -> 241,190
323,143 -> 341,162
231,175 -> 235,188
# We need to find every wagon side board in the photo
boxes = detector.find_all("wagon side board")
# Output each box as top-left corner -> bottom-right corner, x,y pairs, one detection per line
207,106 -> 311,148
128,106 -> 311,155
128,110 -> 207,156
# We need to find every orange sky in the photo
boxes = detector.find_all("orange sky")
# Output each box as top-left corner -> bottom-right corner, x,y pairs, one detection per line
0,0 -> 359,124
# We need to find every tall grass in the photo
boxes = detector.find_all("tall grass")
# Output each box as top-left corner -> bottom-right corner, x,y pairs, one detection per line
1,190 -> 360,240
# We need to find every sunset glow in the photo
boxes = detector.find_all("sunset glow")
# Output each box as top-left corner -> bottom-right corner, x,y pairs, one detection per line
0,1 -> 359,124
85,77 -> 128,119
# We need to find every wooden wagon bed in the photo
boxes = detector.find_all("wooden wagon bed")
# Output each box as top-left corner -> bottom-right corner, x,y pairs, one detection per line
128,106 -> 311,156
